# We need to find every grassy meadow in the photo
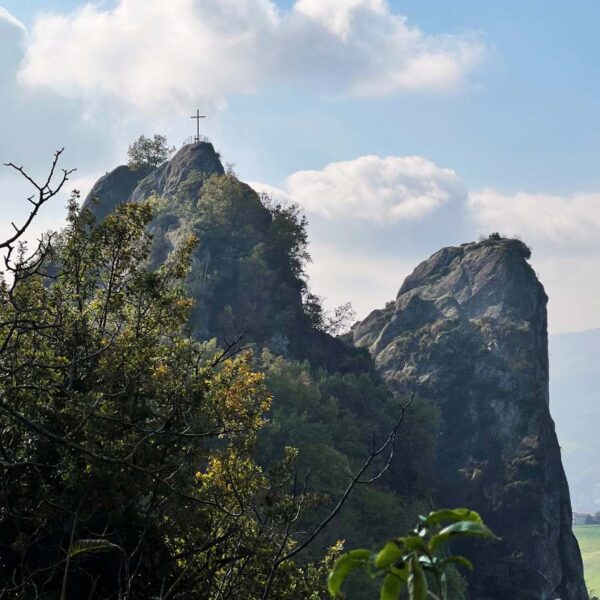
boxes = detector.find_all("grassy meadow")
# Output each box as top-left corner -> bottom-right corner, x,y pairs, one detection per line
574,525 -> 600,596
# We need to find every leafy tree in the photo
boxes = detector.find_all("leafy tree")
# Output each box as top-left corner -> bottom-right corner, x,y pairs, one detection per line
324,302 -> 357,336
328,508 -> 496,600
299,296 -> 357,337
0,160 -> 335,598
127,134 -> 175,169
256,353 -> 438,599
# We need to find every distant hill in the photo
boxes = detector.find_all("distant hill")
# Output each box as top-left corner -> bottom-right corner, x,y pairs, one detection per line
550,329 -> 600,514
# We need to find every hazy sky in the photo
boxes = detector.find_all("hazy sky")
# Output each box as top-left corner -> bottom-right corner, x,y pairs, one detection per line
2,1 -> 600,333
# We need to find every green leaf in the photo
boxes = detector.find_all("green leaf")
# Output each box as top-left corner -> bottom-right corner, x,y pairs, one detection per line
375,541 -> 403,569
381,572 -> 404,600
390,564 -> 409,582
408,555 -> 428,600
418,554 -> 434,568
402,535 -> 426,552
441,555 -> 474,571
328,549 -> 371,597
422,508 -> 483,527
69,539 -> 120,559
430,521 -> 496,553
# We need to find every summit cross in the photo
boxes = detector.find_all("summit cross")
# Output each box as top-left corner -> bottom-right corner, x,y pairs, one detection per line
190,110 -> 206,143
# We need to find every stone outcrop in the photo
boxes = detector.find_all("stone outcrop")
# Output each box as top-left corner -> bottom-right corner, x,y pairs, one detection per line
130,142 -> 224,202
353,237 -> 588,600
82,164 -> 152,221
82,142 -> 369,373
83,142 -> 223,217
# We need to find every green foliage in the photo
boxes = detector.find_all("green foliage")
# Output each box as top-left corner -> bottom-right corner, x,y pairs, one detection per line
155,173 -> 309,348
127,133 -> 175,169
255,352 -> 438,600
0,198 -> 333,598
328,508 -> 496,599
328,550 -> 371,596
574,525 -> 600,597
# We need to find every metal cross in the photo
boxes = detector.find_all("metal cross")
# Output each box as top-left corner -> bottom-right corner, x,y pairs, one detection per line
190,110 -> 206,143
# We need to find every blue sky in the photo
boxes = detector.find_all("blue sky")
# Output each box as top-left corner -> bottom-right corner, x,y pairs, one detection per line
238,0 -> 600,192
2,0 -> 600,332
5,0 -> 600,191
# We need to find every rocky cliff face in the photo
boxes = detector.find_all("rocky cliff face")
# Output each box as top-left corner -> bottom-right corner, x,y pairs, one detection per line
82,164 -> 152,221
353,237 -> 588,600
130,142 -> 224,202
83,142 -> 370,373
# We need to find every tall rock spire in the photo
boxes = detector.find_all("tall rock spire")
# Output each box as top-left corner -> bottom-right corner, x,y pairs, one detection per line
352,236 -> 588,600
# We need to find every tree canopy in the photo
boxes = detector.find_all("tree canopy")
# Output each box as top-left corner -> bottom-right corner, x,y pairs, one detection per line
0,195 -> 335,599
127,134 -> 175,170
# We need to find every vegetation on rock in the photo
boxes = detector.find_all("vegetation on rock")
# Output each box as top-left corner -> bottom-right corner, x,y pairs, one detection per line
127,134 -> 175,170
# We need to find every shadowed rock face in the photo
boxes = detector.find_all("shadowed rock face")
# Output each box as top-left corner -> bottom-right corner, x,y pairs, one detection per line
82,141 -> 369,373
83,142 -> 224,217
82,164 -> 152,221
353,237 -> 588,600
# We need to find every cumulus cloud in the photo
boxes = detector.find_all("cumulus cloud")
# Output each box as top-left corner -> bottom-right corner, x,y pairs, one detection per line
18,0 -> 485,112
469,189 -> 600,247
250,154 -> 467,224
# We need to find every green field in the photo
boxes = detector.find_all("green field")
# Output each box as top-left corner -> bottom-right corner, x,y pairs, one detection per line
574,525 -> 600,596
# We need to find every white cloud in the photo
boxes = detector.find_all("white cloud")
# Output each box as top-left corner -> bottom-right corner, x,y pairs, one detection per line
305,241 -> 415,318
0,7 -> 26,34
18,0 -> 485,112
534,254 -> 600,333
251,154 -> 467,224
249,153 -> 471,322
469,188 -> 600,247
293,0 -> 388,40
